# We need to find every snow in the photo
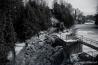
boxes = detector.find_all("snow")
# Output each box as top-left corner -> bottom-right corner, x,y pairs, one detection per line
15,43 -> 25,55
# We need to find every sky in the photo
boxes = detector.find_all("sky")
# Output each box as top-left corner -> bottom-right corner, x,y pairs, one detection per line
67,0 -> 98,15
47,0 -> 98,16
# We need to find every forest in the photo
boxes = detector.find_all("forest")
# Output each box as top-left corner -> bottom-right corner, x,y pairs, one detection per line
0,0 -> 88,65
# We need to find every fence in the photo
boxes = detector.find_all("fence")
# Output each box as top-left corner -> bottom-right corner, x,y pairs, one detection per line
76,34 -> 98,47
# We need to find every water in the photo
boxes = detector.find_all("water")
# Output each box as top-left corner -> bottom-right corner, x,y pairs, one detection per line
75,24 -> 98,41
75,24 -> 98,56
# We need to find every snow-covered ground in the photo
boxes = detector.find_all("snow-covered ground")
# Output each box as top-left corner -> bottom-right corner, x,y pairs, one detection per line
15,42 -> 25,55
15,24 -> 98,57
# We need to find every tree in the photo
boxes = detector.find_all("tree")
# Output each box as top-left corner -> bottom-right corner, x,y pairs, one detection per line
15,0 -> 52,41
0,0 -> 52,64
0,0 -> 23,64
52,2 -> 74,29
95,14 -> 98,25
95,5 -> 98,25
74,9 -> 86,24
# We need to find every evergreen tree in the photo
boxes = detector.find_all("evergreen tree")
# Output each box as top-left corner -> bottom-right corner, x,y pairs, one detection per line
95,5 -> 98,25
52,2 -> 74,28
0,0 -> 52,63
0,0 -> 23,63
17,0 -> 52,41
95,14 -> 98,25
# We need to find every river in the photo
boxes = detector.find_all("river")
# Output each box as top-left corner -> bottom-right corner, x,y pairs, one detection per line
75,23 -> 98,56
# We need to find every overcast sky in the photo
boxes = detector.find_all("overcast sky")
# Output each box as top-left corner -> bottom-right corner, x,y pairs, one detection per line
47,0 -> 98,16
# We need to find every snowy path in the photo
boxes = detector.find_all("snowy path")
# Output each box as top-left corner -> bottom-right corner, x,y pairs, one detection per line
15,43 -> 25,55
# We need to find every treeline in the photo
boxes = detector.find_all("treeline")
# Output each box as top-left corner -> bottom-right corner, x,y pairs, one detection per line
95,5 -> 98,25
52,2 -> 74,28
95,14 -> 98,25
14,1 -> 52,41
0,0 -> 74,64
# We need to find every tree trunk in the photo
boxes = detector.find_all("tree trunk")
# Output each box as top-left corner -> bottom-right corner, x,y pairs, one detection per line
11,47 -> 16,64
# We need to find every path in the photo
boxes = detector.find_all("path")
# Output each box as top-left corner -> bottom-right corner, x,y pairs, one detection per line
15,42 -> 25,55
